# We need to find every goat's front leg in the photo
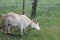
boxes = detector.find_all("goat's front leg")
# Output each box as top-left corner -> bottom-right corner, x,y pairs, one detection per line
20,26 -> 24,35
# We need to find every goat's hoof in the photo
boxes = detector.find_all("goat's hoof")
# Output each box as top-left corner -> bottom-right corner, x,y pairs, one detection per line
21,33 -> 23,36
5,31 -> 11,34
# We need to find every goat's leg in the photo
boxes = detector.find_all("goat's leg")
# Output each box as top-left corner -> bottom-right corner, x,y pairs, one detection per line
5,24 -> 8,33
5,25 -> 11,33
23,27 -> 26,33
5,20 -> 11,33
7,26 -> 11,33
20,26 -> 24,35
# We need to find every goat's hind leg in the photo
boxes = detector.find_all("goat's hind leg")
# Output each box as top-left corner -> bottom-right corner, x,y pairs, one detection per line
7,25 -> 11,33
23,27 -> 26,33
5,23 -> 11,33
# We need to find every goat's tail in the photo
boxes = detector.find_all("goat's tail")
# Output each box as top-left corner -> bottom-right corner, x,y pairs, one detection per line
0,14 -> 6,21
2,14 -> 6,17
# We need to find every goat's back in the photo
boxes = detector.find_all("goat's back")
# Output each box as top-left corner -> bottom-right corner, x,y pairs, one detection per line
3,12 -> 31,26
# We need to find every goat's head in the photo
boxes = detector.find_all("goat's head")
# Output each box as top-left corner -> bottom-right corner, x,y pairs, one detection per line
30,19 -> 40,30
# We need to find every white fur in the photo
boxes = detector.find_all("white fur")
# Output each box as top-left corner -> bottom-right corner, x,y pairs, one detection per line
3,12 -> 40,35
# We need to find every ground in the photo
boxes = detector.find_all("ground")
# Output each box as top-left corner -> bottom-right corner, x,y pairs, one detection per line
0,0 -> 60,40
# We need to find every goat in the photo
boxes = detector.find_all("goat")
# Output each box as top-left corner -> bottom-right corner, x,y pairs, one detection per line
2,12 -> 40,35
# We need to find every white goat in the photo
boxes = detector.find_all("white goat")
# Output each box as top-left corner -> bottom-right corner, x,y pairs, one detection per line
2,12 -> 40,35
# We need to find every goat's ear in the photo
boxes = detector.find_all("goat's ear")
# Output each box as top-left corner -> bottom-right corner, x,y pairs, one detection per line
32,19 -> 38,23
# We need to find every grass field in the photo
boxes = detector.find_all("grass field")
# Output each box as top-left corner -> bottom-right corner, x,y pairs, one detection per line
0,0 -> 60,40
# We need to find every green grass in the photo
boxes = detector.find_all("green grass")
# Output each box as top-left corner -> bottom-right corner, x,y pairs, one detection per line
0,0 -> 60,40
